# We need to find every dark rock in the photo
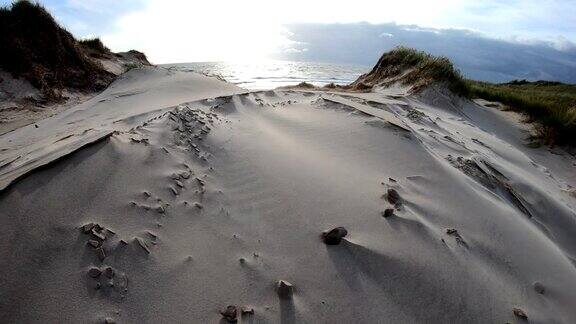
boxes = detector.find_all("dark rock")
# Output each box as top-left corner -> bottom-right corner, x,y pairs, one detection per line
322,227 -> 348,245
220,305 -> 238,322
91,228 -> 106,241
96,247 -> 106,261
383,208 -> 394,218
387,188 -> 401,205
81,223 -> 95,234
88,267 -> 102,278
104,266 -> 114,279
87,239 -> 100,248
446,228 -> 458,235
277,280 -> 294,299
513,308 -> 528,320
193,202 -> 203,209
533,282 -> 545,294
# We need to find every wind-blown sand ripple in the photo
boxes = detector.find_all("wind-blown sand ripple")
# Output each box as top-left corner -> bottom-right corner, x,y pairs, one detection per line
1,68 -> 576,323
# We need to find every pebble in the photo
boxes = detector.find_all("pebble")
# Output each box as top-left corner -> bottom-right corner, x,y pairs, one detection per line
322,227 -> 348,245
382,208 -> 394,218
96,247 -> 106,261
81,223 -> 96,234
277,280 -> 294,299
446,228 -> 458,235
513,308 -> 528,320
175,180 -> 184,188
193,202 -> 203,209
88,267 -> 102,278
143,191 -> 151,198
387,188 -> 401,205
156,205 -> 165,214
533,282 -> 545,294
87,239 -> 101,248
104,266 -> 114,279
104,317 -> 115,324
170,187 -> 179,196
220,305 -> 238,323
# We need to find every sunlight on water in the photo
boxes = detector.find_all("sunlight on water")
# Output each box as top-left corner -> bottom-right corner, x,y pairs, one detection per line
163,60 -> 369,90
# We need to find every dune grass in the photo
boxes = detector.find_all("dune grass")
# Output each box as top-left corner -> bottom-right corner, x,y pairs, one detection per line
354,47 -> 469,95
356,47 -> 575,146
0,0 -> 113,100
465,80 -> 576,146
79,38 -> 110,54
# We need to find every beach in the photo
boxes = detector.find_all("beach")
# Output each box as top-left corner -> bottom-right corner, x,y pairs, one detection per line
1,65 -> 576,323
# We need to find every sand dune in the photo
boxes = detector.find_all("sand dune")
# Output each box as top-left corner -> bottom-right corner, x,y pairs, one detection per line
1,67 -> 576,323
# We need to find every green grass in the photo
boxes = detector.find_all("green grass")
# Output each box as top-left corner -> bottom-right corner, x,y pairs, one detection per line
353,47 -> 468,95
79,37 -> 110,54
464,80 -> 576,146
357,47 -> 575,146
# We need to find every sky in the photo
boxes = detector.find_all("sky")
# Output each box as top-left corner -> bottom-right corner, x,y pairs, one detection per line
3,0 -> 576,82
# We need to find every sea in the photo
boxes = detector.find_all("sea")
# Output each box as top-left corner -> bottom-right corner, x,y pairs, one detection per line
163,60 -> 370,90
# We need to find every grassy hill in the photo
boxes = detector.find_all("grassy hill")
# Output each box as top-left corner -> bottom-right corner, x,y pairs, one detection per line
0,0 -> 150,104
354,47 -> 576,147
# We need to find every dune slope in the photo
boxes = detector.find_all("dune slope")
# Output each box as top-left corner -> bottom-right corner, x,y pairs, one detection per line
1,69 -> 576,323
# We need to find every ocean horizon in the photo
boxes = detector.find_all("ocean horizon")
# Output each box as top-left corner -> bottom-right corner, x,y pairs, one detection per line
162,60 -> 370,90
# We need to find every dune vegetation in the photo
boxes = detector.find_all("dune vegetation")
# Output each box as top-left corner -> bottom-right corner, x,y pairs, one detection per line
353,47 -> 576,147
464,80 -> 576,146
0,1 -> 114,100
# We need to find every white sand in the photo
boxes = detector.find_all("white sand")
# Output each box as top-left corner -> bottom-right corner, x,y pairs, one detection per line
1,67 -> 576,323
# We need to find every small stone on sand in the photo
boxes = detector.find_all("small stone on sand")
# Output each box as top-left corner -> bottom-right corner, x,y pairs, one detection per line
387,188 -> 401,205
277,280 -> 294,299
87,239 -> 100,248
513,308 -> 528,320
104,266 -> 114,279
143,191 -> 151,198
81,223 -> 96,233
88,267 -> 102,278
193,202 -> 203,209
383,208 -> 394,218
175,180 -> 184,188
220,305 -> 238,323
96,247 -> 106,261
446,228 -> 458,235
533,282 -> 545,294
322,227 -> 348,245
156,206 -> 165,214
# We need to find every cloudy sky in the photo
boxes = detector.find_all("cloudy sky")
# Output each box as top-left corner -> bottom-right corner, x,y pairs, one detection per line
5,0 -> 576,82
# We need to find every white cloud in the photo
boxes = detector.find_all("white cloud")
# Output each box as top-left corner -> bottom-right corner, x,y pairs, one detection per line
101,0 -> 576,63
